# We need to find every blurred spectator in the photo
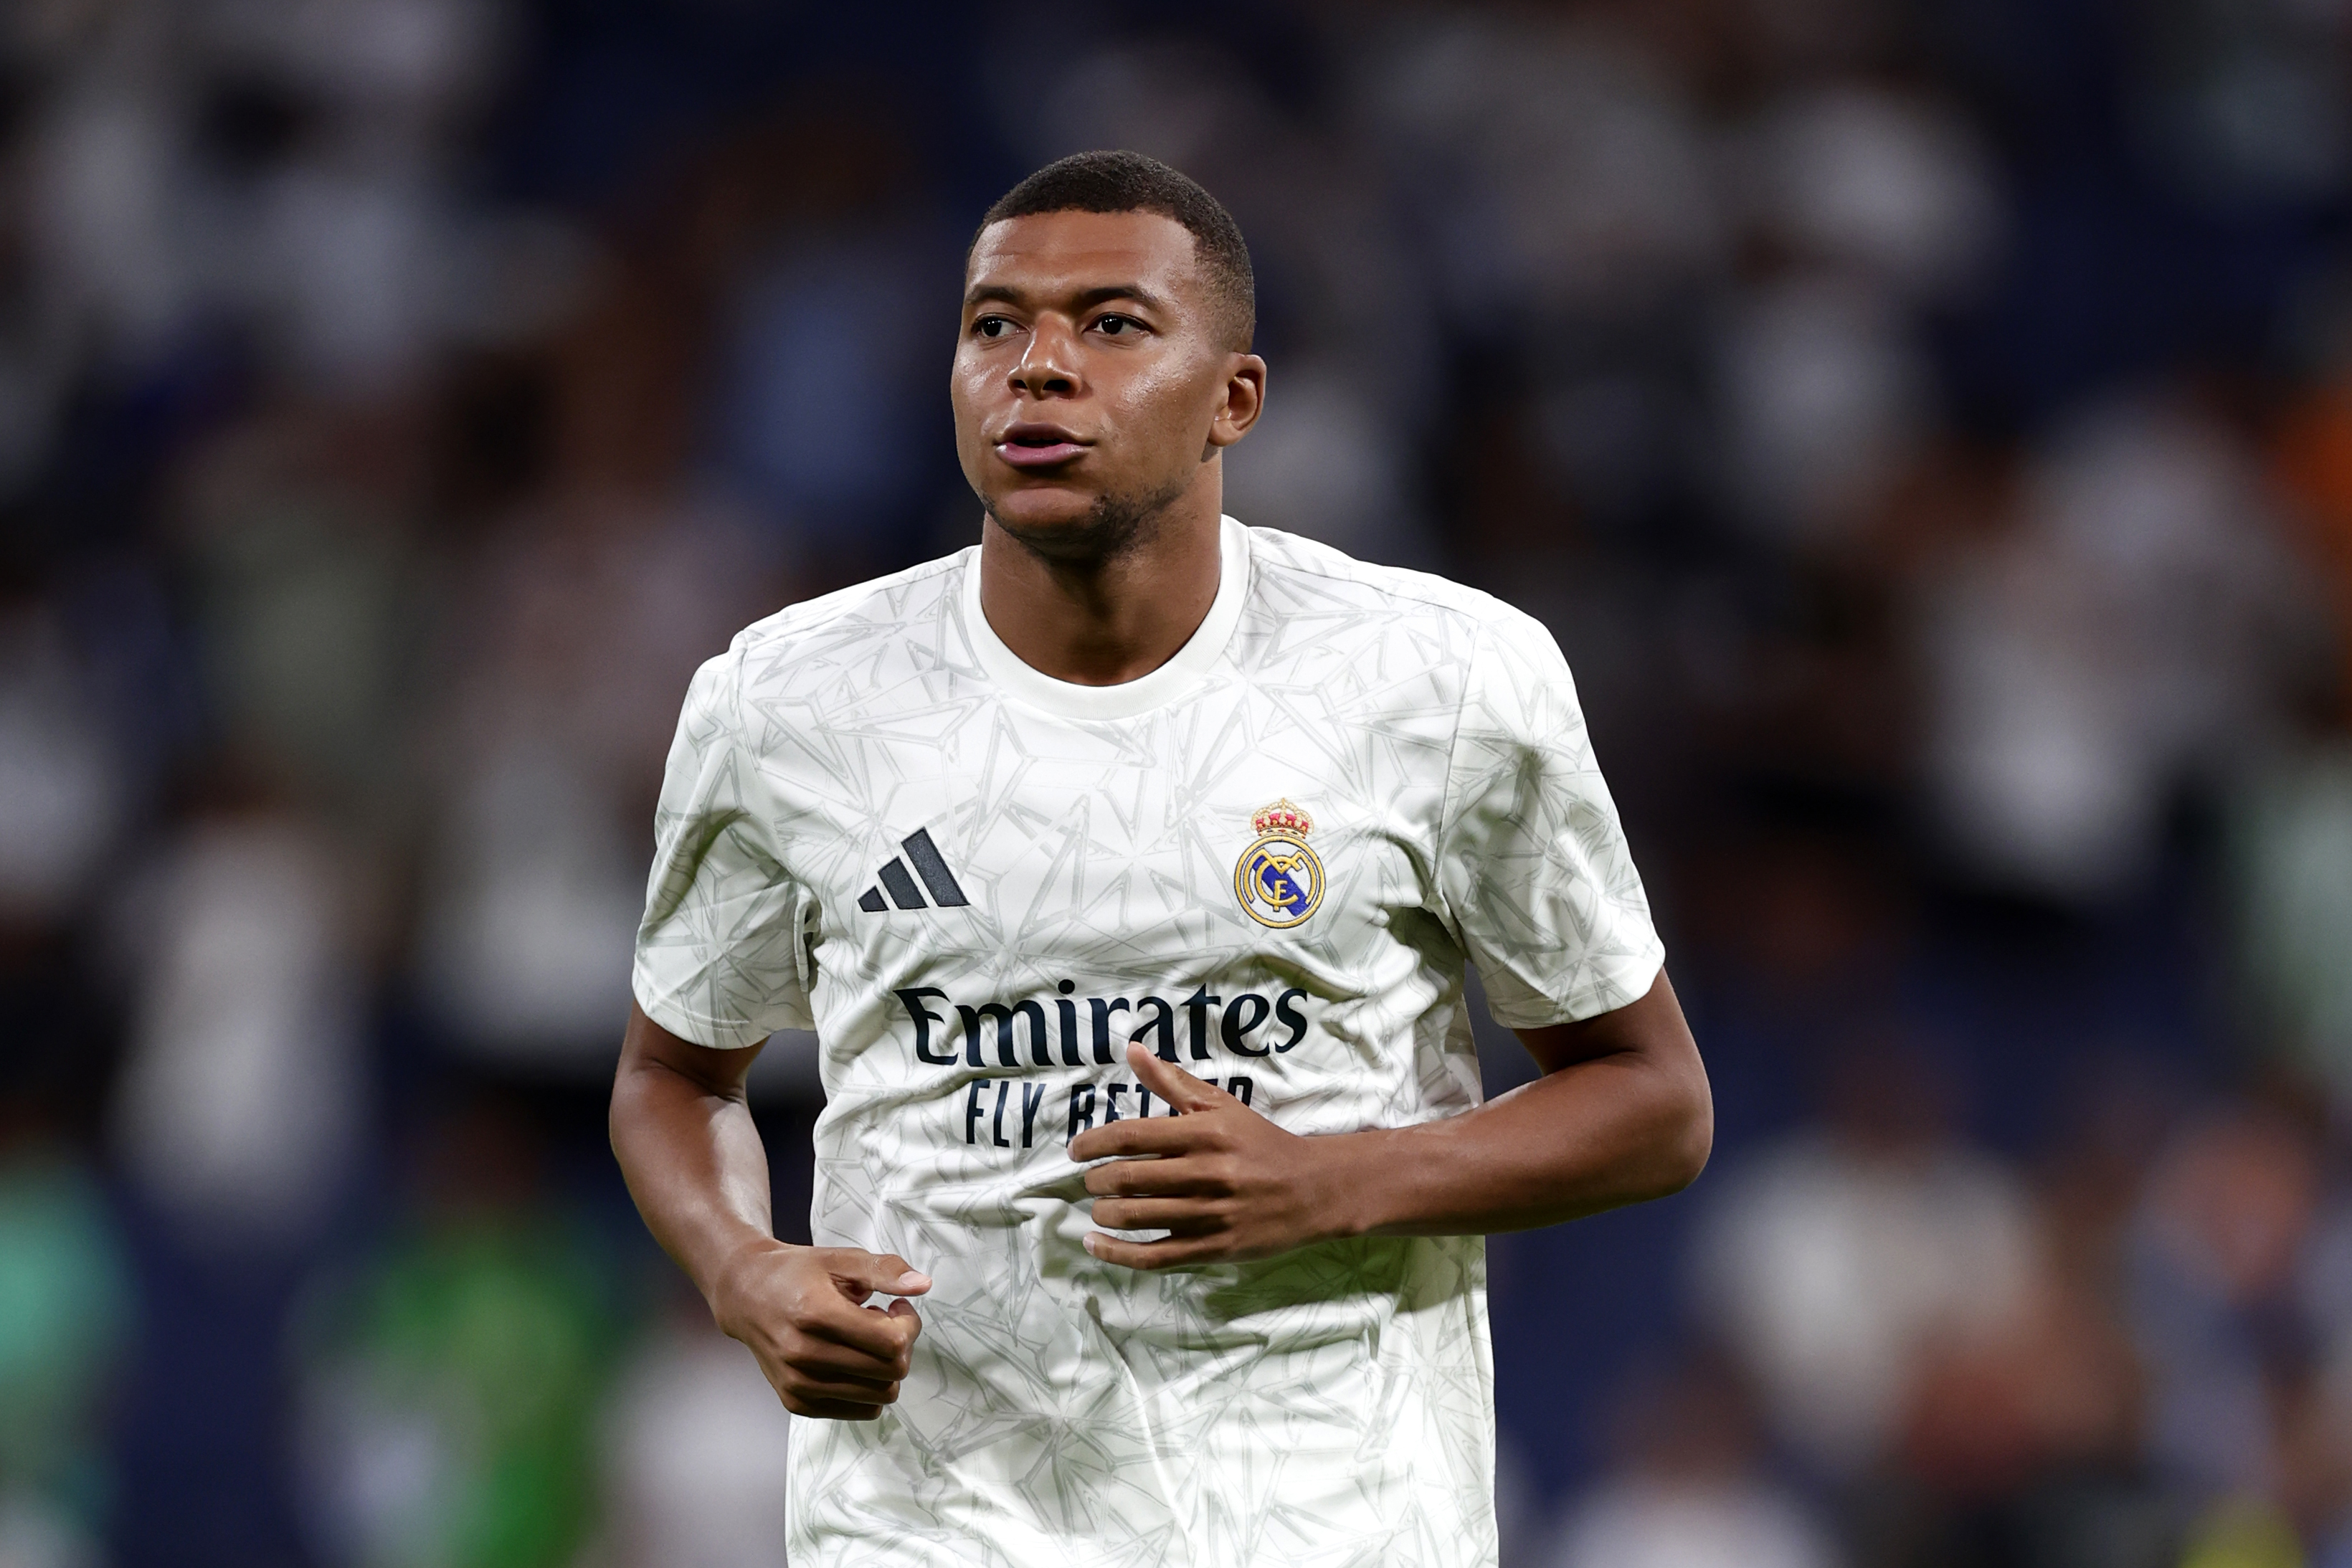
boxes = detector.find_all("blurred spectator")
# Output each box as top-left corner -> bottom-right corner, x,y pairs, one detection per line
2228,734 -> 2352,1107
417,275 -> 772,1075
2257,356 -> 2352,1107
171,395 -> 430,819
1738,82 -> 2004,305
717,214 -> 944,546
1916,394 -> 2308,901
0,593 -> 126,931
1714,272 -> 1932,548
1717,62 -> 2004,553
1222,357 -> 1428,563
295,1099 -> 623,1568
1356,11 -> 1722,331
1692,1038 -> 2036,1475
600,1293 -> 791,1568
20,1 -> 196,366
2128,1104 -> 2320,1497
108,805 -> 365,1247
1885,1234 -> 2176,1567
698,100 -> 956,576
1545,1355 -> 1839,1568
1870,1069 -> 2191,1568
0,1102 -> 132,1568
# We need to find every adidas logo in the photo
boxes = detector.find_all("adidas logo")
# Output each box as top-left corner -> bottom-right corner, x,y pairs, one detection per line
858,827 -> 972,913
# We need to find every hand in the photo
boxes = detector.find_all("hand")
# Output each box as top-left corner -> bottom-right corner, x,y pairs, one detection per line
712,1242 -> 931,1420
1069,1042 -> 1361,1269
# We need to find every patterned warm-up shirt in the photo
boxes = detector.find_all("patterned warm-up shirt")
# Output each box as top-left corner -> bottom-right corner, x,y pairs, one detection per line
634,516 -> 1664,1567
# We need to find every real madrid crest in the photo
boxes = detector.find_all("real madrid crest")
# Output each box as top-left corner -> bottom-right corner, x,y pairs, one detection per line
1235,799 -> 1324,928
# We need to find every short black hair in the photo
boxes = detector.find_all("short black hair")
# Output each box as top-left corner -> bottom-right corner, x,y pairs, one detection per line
976,150 -> 1256,351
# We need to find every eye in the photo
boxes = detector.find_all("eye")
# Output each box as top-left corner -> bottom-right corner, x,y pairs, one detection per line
972,315 -> 1016,339
1094,313 -> 1143,337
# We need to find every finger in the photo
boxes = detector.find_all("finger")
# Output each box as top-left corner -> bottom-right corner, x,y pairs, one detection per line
780,1394 -> 890,1421
764,1326 -> 904,1384
759,1359 -> 898,1418
782,1333 -> 910,1383
821,1248 -> 932,1301
1070,1116 -> 1220,1163
1089,1197 -> 1225,1232
1083,1158 -> 1220,1197
782,1371 -> 902,1406
1083,1230 -> 1228,1270
1126,1042 -> 1229,1112
805,1300 -> 923,1373
800,1314 -> 918,1372
797,1293 -> 924,1363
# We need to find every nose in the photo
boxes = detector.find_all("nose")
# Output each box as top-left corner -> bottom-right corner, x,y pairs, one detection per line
1008,317 -> 1081,398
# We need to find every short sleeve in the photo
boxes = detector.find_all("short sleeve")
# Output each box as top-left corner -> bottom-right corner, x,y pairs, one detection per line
632,649 -> 817,1047
1436,611 -> 1665,1029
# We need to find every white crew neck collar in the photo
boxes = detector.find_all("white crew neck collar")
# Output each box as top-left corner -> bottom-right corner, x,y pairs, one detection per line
962,514 -> 1250,721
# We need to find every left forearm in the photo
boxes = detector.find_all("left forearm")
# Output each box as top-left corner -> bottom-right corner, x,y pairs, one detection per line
1075,970 -> 1710,1268
1324,1047 -> 1712,1237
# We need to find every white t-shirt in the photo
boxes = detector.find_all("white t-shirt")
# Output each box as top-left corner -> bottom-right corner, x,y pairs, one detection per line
633,517 -> 1664,1568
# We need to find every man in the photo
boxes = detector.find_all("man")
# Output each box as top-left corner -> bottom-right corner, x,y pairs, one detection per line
611,149 -> 1710,1566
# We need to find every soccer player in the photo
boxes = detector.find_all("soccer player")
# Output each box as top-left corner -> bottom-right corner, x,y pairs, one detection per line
610,150 -> 1710,1566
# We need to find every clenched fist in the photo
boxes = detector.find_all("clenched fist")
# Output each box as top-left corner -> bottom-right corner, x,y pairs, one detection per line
713,1242 -> 931,1420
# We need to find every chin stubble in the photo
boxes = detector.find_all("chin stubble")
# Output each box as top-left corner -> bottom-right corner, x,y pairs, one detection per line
983,473 -> 1195,566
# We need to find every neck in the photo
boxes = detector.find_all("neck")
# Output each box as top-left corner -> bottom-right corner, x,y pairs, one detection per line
976,470 -> 1225,686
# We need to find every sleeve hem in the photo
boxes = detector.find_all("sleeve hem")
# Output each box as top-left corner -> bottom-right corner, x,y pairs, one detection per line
632,970 -> 773,1050
1480,942 -> 1666,1031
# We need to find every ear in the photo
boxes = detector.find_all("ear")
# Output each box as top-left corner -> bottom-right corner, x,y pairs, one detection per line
1206,353 -> 1268,451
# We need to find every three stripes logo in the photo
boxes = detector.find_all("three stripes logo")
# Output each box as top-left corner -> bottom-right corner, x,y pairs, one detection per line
857,827 -> 971,913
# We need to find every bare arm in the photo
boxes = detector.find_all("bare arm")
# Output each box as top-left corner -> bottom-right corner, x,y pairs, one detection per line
1071,969 -> 1710,1268
610,1002 -> 930,1417
1357,968 -> 1711,1233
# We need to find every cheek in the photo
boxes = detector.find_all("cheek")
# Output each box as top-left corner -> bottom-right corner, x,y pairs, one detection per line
948,358 -> 990,436
1110,359 -> 1218,447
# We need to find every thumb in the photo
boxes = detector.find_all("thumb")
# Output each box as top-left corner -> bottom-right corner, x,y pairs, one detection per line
1126,1041 -> 1225,1113
835,1250 -> 931,1298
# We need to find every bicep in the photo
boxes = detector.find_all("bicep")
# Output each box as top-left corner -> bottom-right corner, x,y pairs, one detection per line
1498,966 -> 1714,1204
1511,969 -> 1697,1078
620,999 -> 766,1100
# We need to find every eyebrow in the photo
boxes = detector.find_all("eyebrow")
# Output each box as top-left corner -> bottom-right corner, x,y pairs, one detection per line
963,282 -> 1173,315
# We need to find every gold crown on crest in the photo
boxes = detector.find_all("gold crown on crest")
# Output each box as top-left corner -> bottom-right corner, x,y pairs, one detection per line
1251,799 -> 1314,837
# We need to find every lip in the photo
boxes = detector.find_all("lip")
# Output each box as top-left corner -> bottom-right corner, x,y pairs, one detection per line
993,422 -> 1091,470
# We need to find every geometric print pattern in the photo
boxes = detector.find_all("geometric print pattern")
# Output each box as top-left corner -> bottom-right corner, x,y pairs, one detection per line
632,519 -> 1665,1567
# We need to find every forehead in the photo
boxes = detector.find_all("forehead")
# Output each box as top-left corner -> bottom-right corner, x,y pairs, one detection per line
964,209 -> 1203,303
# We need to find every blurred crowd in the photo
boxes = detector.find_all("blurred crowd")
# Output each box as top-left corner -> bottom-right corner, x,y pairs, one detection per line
1,1 -> 2351,1565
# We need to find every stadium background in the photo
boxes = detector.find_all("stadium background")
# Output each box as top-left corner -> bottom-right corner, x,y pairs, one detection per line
3,1 -> 2351,1564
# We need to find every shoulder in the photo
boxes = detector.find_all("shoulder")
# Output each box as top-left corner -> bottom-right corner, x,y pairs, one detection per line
685,548 -> 970,716
731,548 -> 968,666
1241,524 -> 1559,657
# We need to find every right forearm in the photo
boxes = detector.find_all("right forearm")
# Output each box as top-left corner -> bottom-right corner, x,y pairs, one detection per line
611,1003 -> 926,1420
610,1052 -> 779,1311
